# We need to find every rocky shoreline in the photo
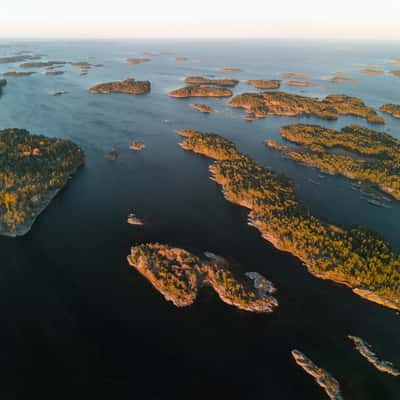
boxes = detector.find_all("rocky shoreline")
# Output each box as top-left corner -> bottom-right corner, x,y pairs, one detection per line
128,243 -> 278,312
292,350 -> 343,400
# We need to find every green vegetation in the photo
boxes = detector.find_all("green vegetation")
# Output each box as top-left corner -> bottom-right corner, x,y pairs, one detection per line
184,76 -> 239,87
229,92 -> 386,124
380,104 -> 400,119
89,79 -> 151,95
0,129 -> 84,236
246,80 -> 281,89
178,129 -> 400,310
128,243 -> 277,312
267,124 -> 400,200
169,85 -> 233,98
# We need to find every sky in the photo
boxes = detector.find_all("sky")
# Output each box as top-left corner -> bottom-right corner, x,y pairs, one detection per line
1,0 -> 400,39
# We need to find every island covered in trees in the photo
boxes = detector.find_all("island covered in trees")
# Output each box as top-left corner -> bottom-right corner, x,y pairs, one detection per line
0,129 -> 84,236
89,78 -> 151,95
177,129 -> 400,310
380,103 -> 400,119
128,243 -> 278,312
228,92 -> 386,123
184,76 -> 238,87
169,86 -> 233,98
266,124 -> 400,200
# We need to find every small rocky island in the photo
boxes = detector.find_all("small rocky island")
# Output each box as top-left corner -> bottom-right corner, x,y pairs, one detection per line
328,76 -> 356,83
228,91 -> 386,123
246,80 -> 281,89
128,243 -> 278,312
169,85 -> 233,98
0,128 -> 84,236
89,79 -> 151,95
177,129 -> 400,311
2,71 -> 35,77
20,61 -> 66,69
0,79 -> 6,94
190,103 -> 213,113
360,69 -> 384,74
184,76 -> 238,87
127,58 -> 151,64
220,67 -> 241,72
291,350 -> 343,400
266,123 -> 400,200
390,70 -> 400,77
281,72 -> 307,78
380,103 -> 400,118
129,141 -> 145,151
45,71 -> 65,76
348,335 -> 400,377
286,80 -> 313,87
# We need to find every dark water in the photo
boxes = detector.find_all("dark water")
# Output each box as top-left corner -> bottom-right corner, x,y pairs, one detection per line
0,39 -> 399,399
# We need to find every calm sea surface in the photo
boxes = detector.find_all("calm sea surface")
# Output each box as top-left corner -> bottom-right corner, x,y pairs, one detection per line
0,39 -> 399,399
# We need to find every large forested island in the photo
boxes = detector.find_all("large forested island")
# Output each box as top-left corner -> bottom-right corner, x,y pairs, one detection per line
169,85 -> 233,98
184,76 -> 238,87
0,129 -> 84,236
177,129 -> 400,310
89,78 -> 151,95
128,243 -> 278,312
380,103 -> 400,119
228,92 -> 386,124
266,124 -> 400,200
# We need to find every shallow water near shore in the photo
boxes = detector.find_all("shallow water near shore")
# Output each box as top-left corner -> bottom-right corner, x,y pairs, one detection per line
0,39 -> 399,399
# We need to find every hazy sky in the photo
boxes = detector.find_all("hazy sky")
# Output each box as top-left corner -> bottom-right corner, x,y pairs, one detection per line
1,0 -> 400,39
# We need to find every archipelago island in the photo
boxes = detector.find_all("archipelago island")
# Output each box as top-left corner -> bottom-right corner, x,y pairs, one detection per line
184,76 -> 238,87
190,103 -> 213,113
89,79 -> 151,95
169,86 -> 233,98
128,243 -> 278,312
380,104 -> 400,119
246,80 -> 281,89
266,124 -> 400,200
0,129 -> 84,236
228,92 -> 386,124
177,129 -> 400,311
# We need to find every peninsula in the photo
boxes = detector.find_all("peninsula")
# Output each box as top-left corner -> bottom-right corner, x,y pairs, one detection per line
266,124 -> 400,200
177,129 -> 400,310
348,335 -> 400,377
246,80 -> 281,89
184,76 -> 238,87
0,128 -> 84,236
169,86 -> 232,98
190,103 -> 213,113
89,79 -> 151,95
291,350 -> 343,400
228,92 -> 386,124
128,243 -> 278,312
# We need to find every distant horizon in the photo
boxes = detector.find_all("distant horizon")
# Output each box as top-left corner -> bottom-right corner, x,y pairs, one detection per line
1,0 -> 400,40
